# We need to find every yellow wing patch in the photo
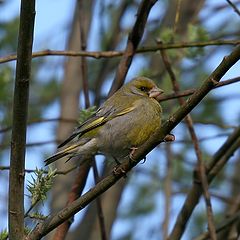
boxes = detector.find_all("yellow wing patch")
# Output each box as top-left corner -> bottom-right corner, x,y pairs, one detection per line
61,143 -> 80,153
84,117 -> 105,129
115,106 -> 135,117
80,106 -> 135,133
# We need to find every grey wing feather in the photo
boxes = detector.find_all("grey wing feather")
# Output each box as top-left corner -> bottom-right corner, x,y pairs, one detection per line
57,99 -> 134,149
57,107 -> 106,148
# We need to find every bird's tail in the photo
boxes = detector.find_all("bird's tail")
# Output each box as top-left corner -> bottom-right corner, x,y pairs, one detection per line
44,144 -> 80,166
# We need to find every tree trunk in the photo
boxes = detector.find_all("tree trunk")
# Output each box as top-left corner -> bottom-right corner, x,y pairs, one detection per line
46,1 -> 93,238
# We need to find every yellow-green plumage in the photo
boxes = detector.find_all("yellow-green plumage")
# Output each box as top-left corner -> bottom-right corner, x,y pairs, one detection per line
44,77 -> 163,165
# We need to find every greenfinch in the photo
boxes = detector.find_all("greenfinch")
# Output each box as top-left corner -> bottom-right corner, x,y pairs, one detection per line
45,77 -> 163,166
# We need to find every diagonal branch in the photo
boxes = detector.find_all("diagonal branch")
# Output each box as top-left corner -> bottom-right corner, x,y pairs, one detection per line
226,0 -> 240,16
26,44 -> 240,240
8,1 -> 36,240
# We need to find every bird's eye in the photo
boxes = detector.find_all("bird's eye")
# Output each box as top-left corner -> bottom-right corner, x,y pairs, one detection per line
140,86 -> 148,92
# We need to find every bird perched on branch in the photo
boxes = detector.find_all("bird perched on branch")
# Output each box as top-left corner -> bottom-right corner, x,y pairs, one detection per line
44,77 -> 164,166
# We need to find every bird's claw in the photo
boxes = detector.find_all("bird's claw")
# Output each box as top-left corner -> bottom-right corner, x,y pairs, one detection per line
112,165 -> 127,178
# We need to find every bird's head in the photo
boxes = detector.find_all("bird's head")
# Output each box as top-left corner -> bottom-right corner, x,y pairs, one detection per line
124,77 -> 164,99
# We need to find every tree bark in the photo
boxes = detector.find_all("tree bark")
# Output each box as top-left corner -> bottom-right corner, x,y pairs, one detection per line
8,1 -> 35,239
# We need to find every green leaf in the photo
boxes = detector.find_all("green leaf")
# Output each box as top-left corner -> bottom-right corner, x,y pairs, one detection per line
0,229 -> 8,240
27,167 -> 57,205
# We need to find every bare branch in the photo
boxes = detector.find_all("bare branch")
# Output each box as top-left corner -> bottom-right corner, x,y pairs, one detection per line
0,166 -> 77,175
226,0 -> 240,16
8,1 -> 36,239
1,40 -> 239,64
0,117 -> 77,134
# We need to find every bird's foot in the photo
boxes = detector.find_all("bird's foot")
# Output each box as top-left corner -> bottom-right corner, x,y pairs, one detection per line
112,165 -> 127,178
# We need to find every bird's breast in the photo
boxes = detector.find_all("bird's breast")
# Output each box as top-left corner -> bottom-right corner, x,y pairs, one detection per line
97,98 -> 162,159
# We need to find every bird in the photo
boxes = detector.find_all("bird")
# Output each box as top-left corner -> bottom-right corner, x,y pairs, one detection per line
44,77 -> 164,166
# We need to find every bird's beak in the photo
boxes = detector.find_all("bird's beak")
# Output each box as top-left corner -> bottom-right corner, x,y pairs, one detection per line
149,87 -> 164,99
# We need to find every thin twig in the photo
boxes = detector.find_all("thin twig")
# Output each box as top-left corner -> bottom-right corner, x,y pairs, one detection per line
226,0 -> 240,16
160,47 -> 217,239
0,165 -> 77,175
173,133 -> 230,144
1,40 -> 239,64
0,117 -> 77,134
0,132 -> 231,150
157,76 -> 240,101
0,140 -> 57,149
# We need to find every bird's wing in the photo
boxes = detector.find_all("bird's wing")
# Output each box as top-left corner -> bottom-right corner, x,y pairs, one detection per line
57,104 -> 136,148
